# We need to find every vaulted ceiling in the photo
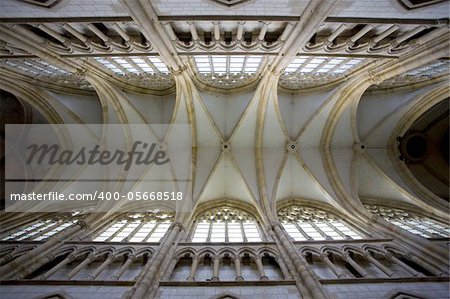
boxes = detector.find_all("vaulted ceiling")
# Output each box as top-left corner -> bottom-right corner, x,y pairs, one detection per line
1,0 -> 449,225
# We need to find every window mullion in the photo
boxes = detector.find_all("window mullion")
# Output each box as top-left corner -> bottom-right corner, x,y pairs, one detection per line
225,220 -> 229,242
309,221 -> 328,239
327,221 -> 347,239
106,221 -> 127,241
241,56 -> 247,74
28,220 -> 63,240
403,219 -> 432,236
3,221 -> 46,240
419,219 -> 447,236
143,222 -> 159,242
206,220 -> 213,242
294,56 -> 313,75
294,222 -> 311,240
240,220 -> 247,242
209,56 -> 214,73
125,221 -> 145,242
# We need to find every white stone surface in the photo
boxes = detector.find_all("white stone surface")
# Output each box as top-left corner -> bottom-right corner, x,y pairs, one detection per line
0,0 -> 128,18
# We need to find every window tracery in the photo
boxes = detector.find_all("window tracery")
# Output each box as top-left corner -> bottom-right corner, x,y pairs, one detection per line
192,55 -> 263,89
191,206 -> 262,243
365,204 -> 449,238
0,58 -> 93,90
2,212 -> 82,241
279,56 -> 366,90
92,211 -> 174,243
278,205 -> 363,241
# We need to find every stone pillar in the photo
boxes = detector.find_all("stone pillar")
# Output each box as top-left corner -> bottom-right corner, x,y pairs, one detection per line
342,253 -> 370,278
211,256 -> 220,281
407,253 -> 447,276
162,257 -> 178,281
385,252 -> 422,277
0,221 -> 88,279
272,223 -> 330,299
111,255 -> 135,280
320,253 -> 348,279
36,253 -> 76,280
66,253 -> 96,280
88,254 -> 115,280
127,222 -> 183,299
363,252 -> 394,277
234,255 -> 244,281
275,256 -> 292,280
254,256 -> 269,281
186,255 -> 199,281
14,253 -> 55,279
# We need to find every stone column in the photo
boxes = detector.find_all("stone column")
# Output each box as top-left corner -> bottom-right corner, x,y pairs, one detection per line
186,255 -> 199,281
111,255 -> 135,280
385,252 -> 422,277
342,253 -> 370,278
211,256 -> 220,281
162,257 -> 178,281
88,254 -> 115,280
36,253 -> 76,280
254,256 -> 269,281
234,255 -> 244,281
0,221 -> 89,279
14,253 -> 55,279
407,253 -> 447,276
320,253 -> 348,279
363,252 -> 394,277
126,222 -> 183,299
272,223 -> 330,299
66,253 -> 96,280
275,256 -> 292,280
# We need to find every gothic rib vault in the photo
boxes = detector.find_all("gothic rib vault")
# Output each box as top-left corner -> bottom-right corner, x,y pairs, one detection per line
0,0 -> 449,299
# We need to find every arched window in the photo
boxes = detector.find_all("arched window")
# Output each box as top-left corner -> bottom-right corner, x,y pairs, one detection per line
278,205 -> 363,241
92,211 -> 174,242
191,206 -> 262,243
365,204 -> 449,238
1,212 -> 82,241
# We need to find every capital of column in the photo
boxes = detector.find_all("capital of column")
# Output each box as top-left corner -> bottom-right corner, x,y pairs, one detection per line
87,253 -> 97,261
172,221 -> 185,231
270,222 -> 283,231
77,220 -> 90,230
67,253 -> 76,261
368,69 -> 383,85
320,253 -> 329,260
45,253 -> 56,261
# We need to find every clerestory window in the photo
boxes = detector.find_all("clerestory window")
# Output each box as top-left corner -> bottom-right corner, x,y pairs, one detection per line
191,206 -> 262,243
365,204 -> 449,238
1,211 -> 82,241
278,205 -> 363,241
92,210 -> 174,242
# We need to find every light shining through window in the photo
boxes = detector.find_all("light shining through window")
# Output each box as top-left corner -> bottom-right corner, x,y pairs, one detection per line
278,205 -> 363,241
194,55 -> 263,75
365,205 -> 449,238
92,211 -> 173,242
191,206 -> 262,243
2,212 -> 81,241
1,59 -> 69,77
284,56 -> 365,75
95,56 -> 170,75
